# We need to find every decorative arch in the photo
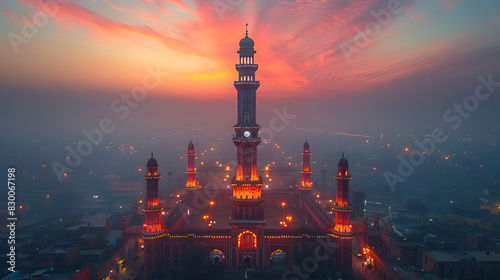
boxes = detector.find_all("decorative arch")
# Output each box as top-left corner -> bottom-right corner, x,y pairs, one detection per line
270,249 -> 286,264
238,231 -> 257,249
210,249 -> 225,263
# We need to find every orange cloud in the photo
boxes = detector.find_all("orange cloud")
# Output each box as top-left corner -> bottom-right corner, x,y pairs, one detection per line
8,0 -> 445,97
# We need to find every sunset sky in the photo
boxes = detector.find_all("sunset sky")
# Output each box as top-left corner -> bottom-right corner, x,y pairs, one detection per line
2,0 -> 500,100
1,0 -> 499,198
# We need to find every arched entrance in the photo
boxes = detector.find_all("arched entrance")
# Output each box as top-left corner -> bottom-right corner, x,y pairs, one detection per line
271,249 -> 286,265
209,249 -> 225,264
243,255 -> 252,267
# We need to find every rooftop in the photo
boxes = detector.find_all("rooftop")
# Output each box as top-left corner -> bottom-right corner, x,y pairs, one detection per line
170,189 -> 331,232
39,243 -> 79,254
424,250 -> 500,262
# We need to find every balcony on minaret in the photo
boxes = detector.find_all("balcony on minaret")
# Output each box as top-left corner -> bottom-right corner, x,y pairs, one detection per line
332,203 -> 353,212
334,224 -> 352,233
300,181 -> 312,189
236,62 -> 258,68
144,173 -> 161,180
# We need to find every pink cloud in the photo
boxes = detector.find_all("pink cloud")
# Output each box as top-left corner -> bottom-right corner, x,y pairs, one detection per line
438,0 -> 460,15
8,0 -> 439,96
489,17 -> 500,28
102,0 -> 137,13
3,10 -> 15,18
410,13 -> 423,21
141,0 -> 190,15
2,10 -> 18,23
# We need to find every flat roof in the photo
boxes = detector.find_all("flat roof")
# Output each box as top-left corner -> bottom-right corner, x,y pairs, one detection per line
424,250 -> 500,262
174,190 -> 330,231
39,243 -> 78,254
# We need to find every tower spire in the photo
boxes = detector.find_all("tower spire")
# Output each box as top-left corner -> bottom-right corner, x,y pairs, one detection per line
245,23 -> 248,36
142,154 -> 164,271
299,141 -> 312,191
151,152 -> 153,158
186,141 -> 200,191
333,155 -> 353,276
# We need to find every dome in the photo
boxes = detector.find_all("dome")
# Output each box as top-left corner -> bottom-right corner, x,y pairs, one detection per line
188,141 -> 194,152
147,152 -> 158,166
338,153 -> 348,167
303,141 -> 309,151
239,35 -> 254,48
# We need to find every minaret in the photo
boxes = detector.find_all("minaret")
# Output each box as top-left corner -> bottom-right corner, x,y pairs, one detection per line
142,153 -> 165,272
185,141 -> 200,191
229,24 -> 265,268
299,141 -> 312,191
332,153 -> 353,277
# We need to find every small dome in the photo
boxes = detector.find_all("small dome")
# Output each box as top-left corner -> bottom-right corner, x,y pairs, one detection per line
338,153 -> 348,167
147,152 -> 158,166
188,141 -> 194,152
303,141 -> 309,151
239,36 -> 254,48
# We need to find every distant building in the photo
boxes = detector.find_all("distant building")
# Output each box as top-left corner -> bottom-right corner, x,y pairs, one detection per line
350,188 -> 365,218
446,213 -> 493,230
37,243 -> 80,272
422,250 -> 500,279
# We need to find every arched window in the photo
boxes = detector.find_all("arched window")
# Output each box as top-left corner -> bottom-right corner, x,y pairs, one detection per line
244,112 -> 249,124
238,231 -> 257,249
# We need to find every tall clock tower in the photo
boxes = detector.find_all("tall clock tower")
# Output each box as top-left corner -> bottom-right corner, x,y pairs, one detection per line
229,24 -> 266,268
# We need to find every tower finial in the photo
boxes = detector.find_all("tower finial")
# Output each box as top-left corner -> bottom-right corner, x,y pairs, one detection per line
342,152 -> 344,158
151,152 -> 153,158
246,23 -> 248,36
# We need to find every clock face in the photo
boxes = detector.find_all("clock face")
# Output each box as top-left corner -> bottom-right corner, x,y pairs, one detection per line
244,131 -> 251,138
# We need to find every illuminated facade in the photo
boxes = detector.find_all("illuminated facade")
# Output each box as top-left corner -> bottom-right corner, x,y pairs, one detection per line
142,153 -> 166,271
120,27 -> 361,280
299,141 -> 313,191
185,141 -> 200,191
333,153 -> 354,275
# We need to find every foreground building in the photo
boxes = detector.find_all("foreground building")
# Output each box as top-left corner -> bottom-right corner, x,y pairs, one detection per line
122,27 -> 360,279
